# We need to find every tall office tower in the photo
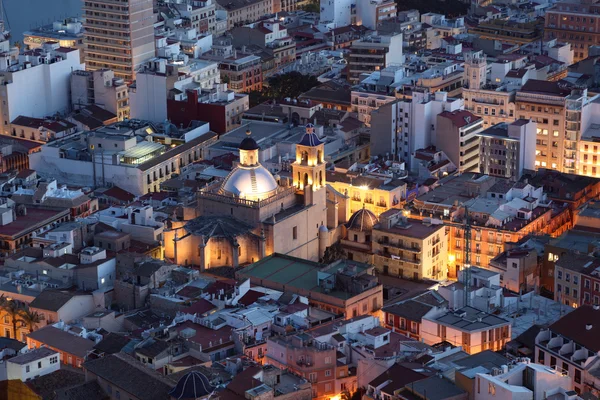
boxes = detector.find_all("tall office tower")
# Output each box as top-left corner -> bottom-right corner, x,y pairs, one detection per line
83,0 -> 156,82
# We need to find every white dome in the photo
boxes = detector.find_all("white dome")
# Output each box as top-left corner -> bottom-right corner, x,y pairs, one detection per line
221,165 -> 278,201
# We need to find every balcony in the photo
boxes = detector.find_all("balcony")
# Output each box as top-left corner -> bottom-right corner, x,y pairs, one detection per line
379,250 -> 421,264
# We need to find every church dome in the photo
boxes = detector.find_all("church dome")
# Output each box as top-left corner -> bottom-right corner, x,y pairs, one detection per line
239,131 -> 259,150
220,165 -> 278,200
298,123 -> 323,146
169,370 -> 214,400
347,208 -> 378,232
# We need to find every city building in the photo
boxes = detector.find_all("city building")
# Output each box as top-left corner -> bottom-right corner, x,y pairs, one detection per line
370,91 -> 462,167
26,324 -> 97,368
421,306 -> 512,354
219,54 -> 263,93
166,0 -> 218,35
489,247 -> 538,294
216,0 -> 274,30
167,83 -> 249,133
10,116 -> 78,143
535,305 -> 600,393
347,33 -> 403,84
130,56 -> 220,123
231,21 -> 296,69
545,0 -> 600,62
83,0 -> 155,82
473,360 -> 575,400
3,347 -> 60,381
515,80 -> 597,174
71,69 -> 130,121
23,18 -> 85,62
164,125 -> 329,265
0,44 -> 84,134
372,210 -> 448,281
350,66 -> 401,125
29,121 -> 219,196
236,254 -> 383,318
435,110 -> 483,173
356,0 -> 397,30
383,291 -> 447,340
477,119 -> 537,180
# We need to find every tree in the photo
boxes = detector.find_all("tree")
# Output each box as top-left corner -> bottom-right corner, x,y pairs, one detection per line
18,308 -> 44,334
1,300 -> 24,340
321,242 -> 347,264
300,0 -> 320,13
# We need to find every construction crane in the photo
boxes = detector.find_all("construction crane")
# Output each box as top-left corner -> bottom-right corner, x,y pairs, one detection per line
463,206 -> 472,307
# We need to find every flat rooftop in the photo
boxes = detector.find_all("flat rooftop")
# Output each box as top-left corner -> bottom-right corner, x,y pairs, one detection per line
237,254 -> 373,300
0,207 -> 68,237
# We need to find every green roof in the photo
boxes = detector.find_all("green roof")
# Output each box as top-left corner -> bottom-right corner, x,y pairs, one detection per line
237,254 -> 372,300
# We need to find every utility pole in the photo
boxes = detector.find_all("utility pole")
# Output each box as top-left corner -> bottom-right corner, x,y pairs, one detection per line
463,206 -> 472,307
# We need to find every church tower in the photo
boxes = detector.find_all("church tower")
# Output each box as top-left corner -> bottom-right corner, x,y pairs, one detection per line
464,51 -> 487,90
292,124 -> 326,192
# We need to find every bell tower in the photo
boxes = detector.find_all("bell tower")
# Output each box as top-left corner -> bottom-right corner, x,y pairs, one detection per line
292,124 -> 326,191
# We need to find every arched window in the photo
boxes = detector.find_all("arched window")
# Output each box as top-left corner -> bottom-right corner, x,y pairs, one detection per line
319,171 -> 323,186
304,173 -> 309,188
302,151 -> 308,163
297,172 -> 301,186
317,150 -> 322,163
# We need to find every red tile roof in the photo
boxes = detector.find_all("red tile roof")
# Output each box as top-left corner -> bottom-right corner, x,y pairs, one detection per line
438,110 -> 481,128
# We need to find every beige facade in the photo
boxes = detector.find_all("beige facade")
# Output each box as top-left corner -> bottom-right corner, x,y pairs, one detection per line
372,210 -> 448,281
164,125 -> 328,269
217,0 -> 274,30
71,69 -> 130,120
436,110 -> 483,173
83,0 -> 156,82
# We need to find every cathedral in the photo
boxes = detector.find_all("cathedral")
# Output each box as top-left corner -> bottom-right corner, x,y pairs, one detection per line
163,124 -> 334,269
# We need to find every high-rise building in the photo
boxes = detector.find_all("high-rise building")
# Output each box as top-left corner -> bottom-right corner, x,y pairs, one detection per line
83,0 -> 156,83
515,80 -> 597,174
545,0 -> 600,63
347,33 -> 403,84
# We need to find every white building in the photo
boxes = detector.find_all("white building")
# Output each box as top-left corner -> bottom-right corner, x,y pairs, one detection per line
0,43 -> 84,133
370,91 -> 462,168
130,44 -> 219,123
474,360 -> 576,400
4,347 -> 60,381
421,306 -> 511,354
319,0 -> 355,27
438,267 -> 503,313
29,121 -> 218,196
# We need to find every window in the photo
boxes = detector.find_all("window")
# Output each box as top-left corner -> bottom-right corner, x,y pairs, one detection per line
325,370 -> 331,377
595,282 -> 600,292
575,369 -> 582,384
50,356 -> 58,364
38,361 -> 42,369
26,365 -> 30,373
538,349 -> 545,363
557,270 -> 563,280
292,226 -> 297,240
325,357 -> 332,364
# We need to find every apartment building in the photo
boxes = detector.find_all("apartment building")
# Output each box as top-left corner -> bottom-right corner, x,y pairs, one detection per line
489,247 -> 538,294
370,91 -> 462,167
10,116 -> 78,143
545,0 -> 600,62
372,210 -> 448,281
130,54 -> 220,123
0,44 -> 84,134
29,121 -> 218,196
516,80 -> 597,175
216,0 -> 274,30
27,325 -> 96,368
435,110 -> 483,173
83,0 -> 155,82
420,13 -> 466,49
421,306 -> 511,354
473,360 -> 575,400
167,83 -> 249,133
267,334 -> 340,400
413,174 -> 572,278
468,19 -> 543,46
71,69 -> 130,121
356,0 -> 397,30
580,255 -> 600,306
23,18 -> 85,62
478,120 -> 537,180
535,305 -> 600,394
231,21 -> 296,69
219,54 -> 263,93
167,0 -> 217,34
383,291 -> 447,340
350,66 -> 401,126
347,33 -> 403,84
